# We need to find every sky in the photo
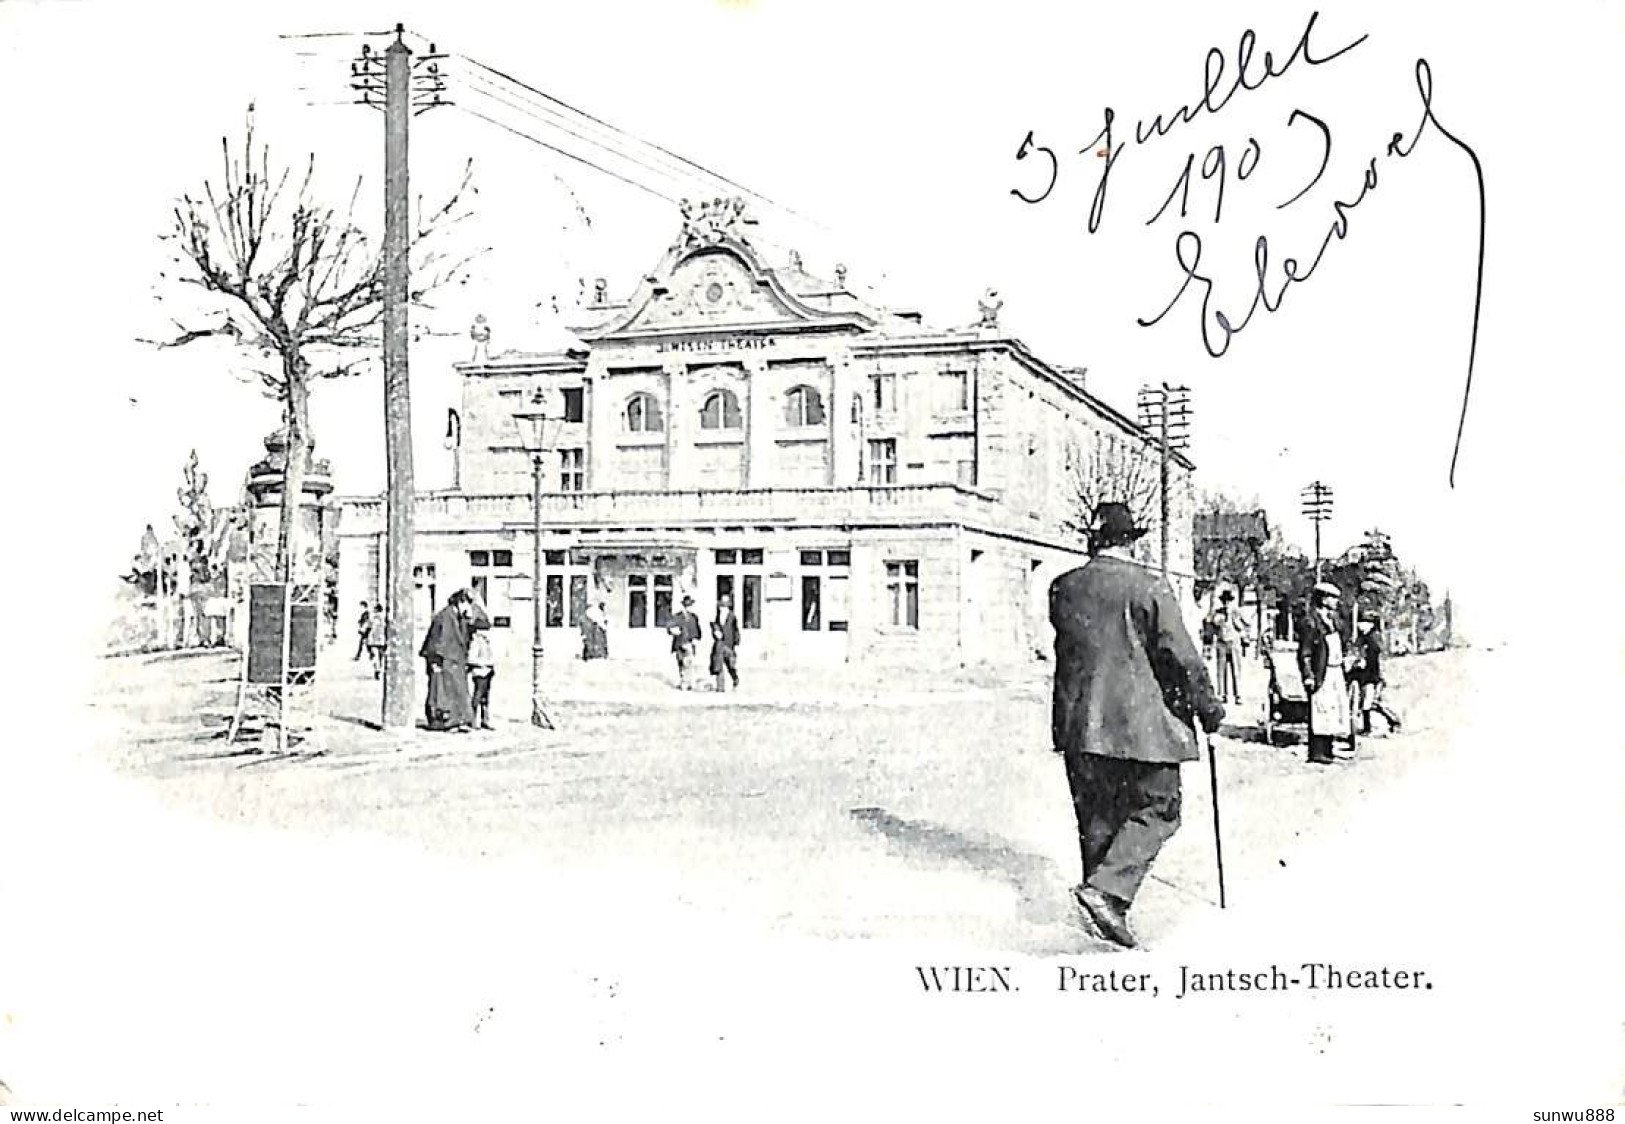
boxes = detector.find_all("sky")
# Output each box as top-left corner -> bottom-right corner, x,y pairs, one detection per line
2,0 -> 1622,657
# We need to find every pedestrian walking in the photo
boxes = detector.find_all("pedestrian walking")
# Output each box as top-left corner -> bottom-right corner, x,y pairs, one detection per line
354,602 -> 371,661
420,589 -> 476,733
1050,502 -> 1226,949
1350,617 -> 1403,735
1298,582 -> 1354,764
365,601 -> 386,678
669,594 -> 703,690
582,599 -> 609,661
467,597 -> 496,731
1205,589 -> 1245,703
709,593 -> 741,693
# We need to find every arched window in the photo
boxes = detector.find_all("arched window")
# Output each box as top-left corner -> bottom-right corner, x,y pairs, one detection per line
699,389 -> 742,430
784,385 -> 826,427
625,393 -> 664,433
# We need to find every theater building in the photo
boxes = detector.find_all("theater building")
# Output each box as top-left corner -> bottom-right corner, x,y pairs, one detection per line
336,199 -> 1195,670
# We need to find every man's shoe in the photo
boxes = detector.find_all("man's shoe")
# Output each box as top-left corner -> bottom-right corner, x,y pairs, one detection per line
1073,885 -> 1137,949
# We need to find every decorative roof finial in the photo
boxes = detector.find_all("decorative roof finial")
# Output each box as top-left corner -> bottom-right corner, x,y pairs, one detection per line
835,263 -> 848,288
469,313 -> 491,361
977,288 -> 1003,328
593,278 -> 609,306
788,249 -> 803,270
678,196 -> 757,249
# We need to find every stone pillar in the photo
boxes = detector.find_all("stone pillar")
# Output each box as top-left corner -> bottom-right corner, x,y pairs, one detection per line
588,371 -> 616,492
663,361 -> 687,490
744,357 -> 774,489
830,354 -> 859,486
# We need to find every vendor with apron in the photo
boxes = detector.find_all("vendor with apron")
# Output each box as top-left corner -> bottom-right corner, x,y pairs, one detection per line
1297,581 -> 1353,765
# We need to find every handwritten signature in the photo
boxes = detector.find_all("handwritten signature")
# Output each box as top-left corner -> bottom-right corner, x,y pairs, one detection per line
1010,12 -> 1486,486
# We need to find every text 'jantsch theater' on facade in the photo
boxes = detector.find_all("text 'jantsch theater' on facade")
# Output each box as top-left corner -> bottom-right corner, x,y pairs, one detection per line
336,199 -> 1195,670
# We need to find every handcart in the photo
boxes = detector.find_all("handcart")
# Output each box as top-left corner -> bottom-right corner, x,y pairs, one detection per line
1260,640 -> 1357,752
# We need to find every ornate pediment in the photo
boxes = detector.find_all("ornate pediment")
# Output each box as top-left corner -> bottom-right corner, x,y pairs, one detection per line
575,198 -> 877,343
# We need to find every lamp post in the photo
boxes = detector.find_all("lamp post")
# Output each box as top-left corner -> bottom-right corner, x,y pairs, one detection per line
513,406 -> 562,729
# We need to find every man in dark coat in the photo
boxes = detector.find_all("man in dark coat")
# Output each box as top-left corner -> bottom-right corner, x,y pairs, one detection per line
709,593 -> 741,692
1050,502 -> 1225,948
669,594 -> 704,690
420,589 -> 475,732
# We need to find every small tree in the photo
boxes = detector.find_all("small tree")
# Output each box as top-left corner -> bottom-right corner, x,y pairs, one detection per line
1064,430 -> 1161,560
174,450 -> 224,588
147,107 -> 477,583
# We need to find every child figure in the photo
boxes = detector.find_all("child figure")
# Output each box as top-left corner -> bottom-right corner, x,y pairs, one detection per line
467,605 -> 496,731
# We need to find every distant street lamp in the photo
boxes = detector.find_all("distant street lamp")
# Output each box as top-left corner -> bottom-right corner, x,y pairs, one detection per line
513,405 -> 564,729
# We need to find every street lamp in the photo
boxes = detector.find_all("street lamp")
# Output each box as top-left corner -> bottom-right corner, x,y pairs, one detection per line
512,405 -> 563,729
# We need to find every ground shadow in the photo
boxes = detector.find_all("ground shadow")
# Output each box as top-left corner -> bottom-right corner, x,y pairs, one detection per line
1221,721 -> 1306,747
848,806 -> 1073,928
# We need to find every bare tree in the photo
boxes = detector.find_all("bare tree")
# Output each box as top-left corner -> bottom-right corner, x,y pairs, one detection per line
1064,430 -> 1162,552
146,106 -> 478,583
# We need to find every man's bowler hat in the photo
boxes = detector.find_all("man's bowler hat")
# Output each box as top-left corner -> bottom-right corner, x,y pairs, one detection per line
1089,501 -> 1150,547
1313,581 -> 1343,601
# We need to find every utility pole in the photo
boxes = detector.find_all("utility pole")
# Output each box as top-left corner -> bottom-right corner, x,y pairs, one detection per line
1137,382 -> 1191,580
353,26 -> 449,728
1300,481 -> 1334,579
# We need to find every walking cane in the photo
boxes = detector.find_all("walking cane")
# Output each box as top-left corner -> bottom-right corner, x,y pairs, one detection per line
1198,720 -> 1228,909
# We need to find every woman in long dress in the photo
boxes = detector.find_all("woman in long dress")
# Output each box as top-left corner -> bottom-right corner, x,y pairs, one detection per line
420,589 -> 476,732
1297,581 -> 1352,765
582,599 -> 609,660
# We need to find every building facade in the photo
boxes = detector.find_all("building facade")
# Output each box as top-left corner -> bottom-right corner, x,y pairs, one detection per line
337,200 -> 1195,670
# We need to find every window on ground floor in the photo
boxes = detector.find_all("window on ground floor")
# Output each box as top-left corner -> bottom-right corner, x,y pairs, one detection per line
468,550 -> 514,627
800,549 -> 851,632
626,573 -> 674,629
885,559 -> 920,629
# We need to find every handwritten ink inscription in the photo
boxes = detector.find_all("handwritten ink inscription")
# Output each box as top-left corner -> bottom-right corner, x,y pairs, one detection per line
1009,11 -> 1486,484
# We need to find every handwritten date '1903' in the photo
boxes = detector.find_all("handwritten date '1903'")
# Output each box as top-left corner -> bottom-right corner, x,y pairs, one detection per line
1009,11 -> 1486,484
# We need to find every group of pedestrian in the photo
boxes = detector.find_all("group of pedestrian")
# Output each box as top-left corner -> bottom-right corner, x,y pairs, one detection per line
668,593 -> 741,692
419,589 -> 497,733
1298,582 -> 1402,764
354,602 -> 387,678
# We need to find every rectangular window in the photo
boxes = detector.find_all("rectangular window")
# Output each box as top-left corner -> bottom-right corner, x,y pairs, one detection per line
714,549 -> 738,566
826,574 -> 850,632
885,560 -> 920,629
827,549 -> 851,567
741,574 -> 762,629
569,575 -> 589,627
868,439 -> 897,485
741,548 -> 764,566
559,448 -> 585,493
800,549 -> 823,567
940,370 -> 970,412
544,549 -> 566,566
801,575 -> 822,631
627,574 -> 649,629
562,387 -> 585,423
468,551 -> 514,627
716,573 -> 735,608
653,574 -> 674,630
545,574 -> 564,628
869,372 -> 896,411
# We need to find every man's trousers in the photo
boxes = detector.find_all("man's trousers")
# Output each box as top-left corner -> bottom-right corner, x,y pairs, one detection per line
1063,751 -> 1183,907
